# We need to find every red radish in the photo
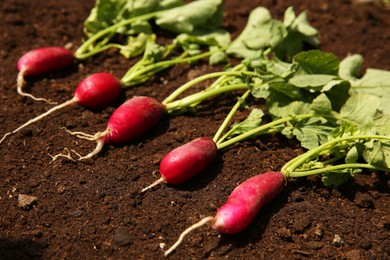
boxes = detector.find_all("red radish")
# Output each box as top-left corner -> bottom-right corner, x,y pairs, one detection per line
63,96 -> 165,160
141,137 -> 217,192
164,171 -> 286,256
17,47 -> 75,103
0,72 -> 121,145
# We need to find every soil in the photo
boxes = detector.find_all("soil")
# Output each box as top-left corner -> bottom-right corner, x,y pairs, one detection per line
0,0 -> 389,259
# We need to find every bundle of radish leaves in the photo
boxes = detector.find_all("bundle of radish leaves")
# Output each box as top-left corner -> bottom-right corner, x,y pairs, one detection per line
162,51 -> 390,255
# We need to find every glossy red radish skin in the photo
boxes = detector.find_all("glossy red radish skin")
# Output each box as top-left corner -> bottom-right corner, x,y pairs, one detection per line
74,72 -> 122,108
164,171 -> 286,256
103,96 -> 165,144
212,171 -> 286,234
17,47 -> 75,76
159,137 -> 218,185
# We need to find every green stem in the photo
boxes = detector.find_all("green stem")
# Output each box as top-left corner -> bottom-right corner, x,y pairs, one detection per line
288,163 -> 389,178
216,113 -> 317,150
281,135 -> 390,176
121,49 -> 218,87
165,83 -> 248,112
75,11 -> 164,59
162,71 -> 246,104
212,90 -> 251,143
208,64 -> 246,89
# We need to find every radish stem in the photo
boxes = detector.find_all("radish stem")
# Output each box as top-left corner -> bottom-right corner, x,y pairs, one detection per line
212,90 -> 251,143
281,135 -> 390,177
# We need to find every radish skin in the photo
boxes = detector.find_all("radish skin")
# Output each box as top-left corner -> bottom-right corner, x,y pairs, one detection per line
212,171 -> 286,234
67,96 -> 165,160
17,47 -> 75,103
141,137 -> 217,192
164,171 -> 286,256
73,72 -> 122,108
0,72 -> 121,145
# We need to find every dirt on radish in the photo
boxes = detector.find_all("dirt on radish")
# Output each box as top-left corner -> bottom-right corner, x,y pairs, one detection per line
0,0 -> 389,259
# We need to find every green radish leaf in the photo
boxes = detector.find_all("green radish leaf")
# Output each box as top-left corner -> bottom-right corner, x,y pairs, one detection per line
322,80 -> 350,112
155,0 -> 224,33
84,0 -> 176,36
363,140 -> 390,168
228,108 -> 265,135
291,117 -> 334,149
174,29 -> 231,48
293,50 -> 340,75
208,46 -> 228,65
338,54 -> 364,80
288,74 -> 337,88
119,33 -> 152,59
345,146 -> 360,163
273,7 -> 319,61
84,0 -> 129,36
265,59 -> 299,78
322,171 -> 355,188
351,68 -> 390,114
227,7 -> 286,59
311,93 -> 332,114
283,7 -> 318,37
340,93 -> 383,126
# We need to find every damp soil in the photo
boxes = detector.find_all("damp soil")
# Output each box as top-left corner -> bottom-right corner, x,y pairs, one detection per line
0,0 -> 389,259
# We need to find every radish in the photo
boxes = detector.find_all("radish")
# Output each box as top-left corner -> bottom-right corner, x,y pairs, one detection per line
17,47 -> 75,103
61,96 -> 165,160
164,171 -> 286,256
142,137 -> 217,191
0,72 -> 121,145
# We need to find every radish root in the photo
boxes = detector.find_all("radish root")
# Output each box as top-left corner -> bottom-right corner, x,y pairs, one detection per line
62,128 -> 110,160
0,98 -> 77,145
141,177 -> 165,193
49,148 -> 76,162
17,69 -> 58,104
164,216 -> 215,257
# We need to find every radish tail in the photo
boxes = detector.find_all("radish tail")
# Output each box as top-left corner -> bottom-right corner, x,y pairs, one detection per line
17,70 -> 58,104
0,98 -> 77,145
141,177 -> 165,193
78,138 -> 105,160
164,216 -> 215,257
59,128 -> 110,160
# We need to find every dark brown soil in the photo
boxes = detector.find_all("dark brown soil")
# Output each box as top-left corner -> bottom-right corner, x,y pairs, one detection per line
1,0 -> 389,259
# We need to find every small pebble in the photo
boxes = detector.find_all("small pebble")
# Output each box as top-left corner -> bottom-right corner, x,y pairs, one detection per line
18,194 -> 37,209
332,234 -> 343,246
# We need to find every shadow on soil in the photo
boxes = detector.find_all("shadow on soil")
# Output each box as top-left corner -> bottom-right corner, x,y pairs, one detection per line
0,238 -> 47,260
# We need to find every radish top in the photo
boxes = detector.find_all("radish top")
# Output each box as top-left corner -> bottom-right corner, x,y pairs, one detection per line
17,47 -> 75,76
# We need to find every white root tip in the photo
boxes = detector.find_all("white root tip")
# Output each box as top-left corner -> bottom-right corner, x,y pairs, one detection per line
0,133 -> 12,145
78,139 -> 105,160
141,177 -> 165,193
164,216 -> 215,257
17,70 -> 58,105
49,148 -> 76,162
